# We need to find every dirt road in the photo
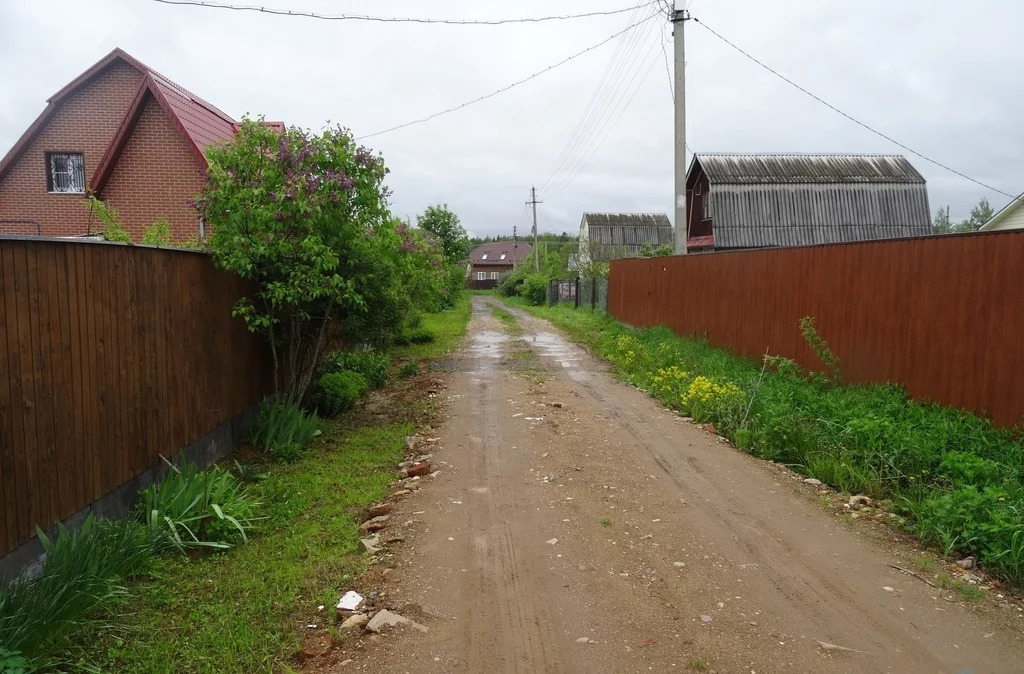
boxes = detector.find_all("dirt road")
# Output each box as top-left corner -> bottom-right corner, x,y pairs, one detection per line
324,296 -> 1024,673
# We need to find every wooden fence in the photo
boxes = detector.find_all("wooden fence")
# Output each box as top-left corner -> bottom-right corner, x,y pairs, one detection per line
0,237 -> 272,557
609,230 -> 1024,427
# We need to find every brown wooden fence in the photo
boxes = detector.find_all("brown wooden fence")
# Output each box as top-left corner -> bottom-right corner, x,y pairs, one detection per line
609,230 -> 1024,427
0,237 -> 272,557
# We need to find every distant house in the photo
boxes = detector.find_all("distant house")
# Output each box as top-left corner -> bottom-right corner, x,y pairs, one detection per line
578,213 -> 673,264
466,240 -> 532,289
684,154 -> 931,251
0,48 -> 282,241
979,193 -> 1024,231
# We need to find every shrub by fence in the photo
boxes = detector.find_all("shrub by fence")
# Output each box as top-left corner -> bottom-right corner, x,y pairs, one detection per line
609,231 -> 1024,427
0,237 -> 272,559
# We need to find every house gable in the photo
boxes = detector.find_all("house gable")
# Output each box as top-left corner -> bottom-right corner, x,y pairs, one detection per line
0,59 -> 144,235
100,94 -> 206,241
0,48 -> 239,239
980,195 -> 1024,231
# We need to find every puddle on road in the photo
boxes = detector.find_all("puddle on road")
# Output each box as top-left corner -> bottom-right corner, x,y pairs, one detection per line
520,330 -> 591,380
467,330 -> 509,373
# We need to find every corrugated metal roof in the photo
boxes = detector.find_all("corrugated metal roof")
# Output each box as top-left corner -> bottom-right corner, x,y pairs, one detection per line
580,212 -> 674,260
707,183 -> 931,249
582,212 -> 671,229
694,154 -> 926,185
149,71 -> 237,151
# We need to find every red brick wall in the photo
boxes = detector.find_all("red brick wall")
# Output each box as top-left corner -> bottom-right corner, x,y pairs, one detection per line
0,61 -> 143,236
101,95 -> 204,242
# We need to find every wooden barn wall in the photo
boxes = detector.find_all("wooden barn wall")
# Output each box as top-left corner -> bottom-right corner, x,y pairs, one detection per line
608,231 -> 1024,427
0,237 -> 272,556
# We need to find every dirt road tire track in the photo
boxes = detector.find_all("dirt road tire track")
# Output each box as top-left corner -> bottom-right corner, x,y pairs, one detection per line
320,296 -> 1023,674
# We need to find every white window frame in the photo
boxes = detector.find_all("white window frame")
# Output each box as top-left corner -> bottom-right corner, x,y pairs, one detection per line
490,271 -> 498,280
477,271 -> 486,280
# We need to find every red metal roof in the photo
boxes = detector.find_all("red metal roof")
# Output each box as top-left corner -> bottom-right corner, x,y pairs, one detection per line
1,48 -> 243,184
148,71 -> 236,151
686,234 -> 715,249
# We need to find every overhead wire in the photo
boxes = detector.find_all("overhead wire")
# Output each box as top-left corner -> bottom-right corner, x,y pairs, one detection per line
541,5 -> 660,190
540,4 -> 664,193
356,14 -> 657,140
545,39 -> 663,197
660,26 -> 673,102
148,0 -> 661,25
545,15 -> 665,195
693,17 -> 1017,199
539,1 -> 655,191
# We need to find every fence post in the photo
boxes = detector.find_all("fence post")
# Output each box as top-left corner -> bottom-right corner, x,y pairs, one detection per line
591,277 -> 597,309
574,277 -> 580,309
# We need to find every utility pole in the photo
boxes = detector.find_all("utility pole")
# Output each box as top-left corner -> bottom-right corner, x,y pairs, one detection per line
513,225 -> 517,271
527,186 -> 541,270
672,5 -> 689,255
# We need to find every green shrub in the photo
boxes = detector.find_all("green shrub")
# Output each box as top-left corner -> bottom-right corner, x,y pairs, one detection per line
521,274 -> 548,306
141,217 -> 172,246
497,268 -> 526,297
399,361 -> 420,378
248,399 -> 320,457
320,349 -> 390,389
139,463 -> 261,552
394,327 -> 435,345
309,370 -> 368,417
0,516 -> 152,663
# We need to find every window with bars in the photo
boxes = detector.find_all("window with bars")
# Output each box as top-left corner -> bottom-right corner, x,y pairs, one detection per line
46,152 -> 85,193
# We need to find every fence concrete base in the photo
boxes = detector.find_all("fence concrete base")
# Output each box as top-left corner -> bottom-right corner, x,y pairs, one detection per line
0,400 -> 264,584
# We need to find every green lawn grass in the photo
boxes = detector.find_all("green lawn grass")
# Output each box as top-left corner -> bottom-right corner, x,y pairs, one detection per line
391,293 -> 472,361
502,297 -> 1024,587
71,421 -> 408,673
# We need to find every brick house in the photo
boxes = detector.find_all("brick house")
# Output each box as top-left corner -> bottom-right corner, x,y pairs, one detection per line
466,240 -> 532,289
0,48 -> 270,241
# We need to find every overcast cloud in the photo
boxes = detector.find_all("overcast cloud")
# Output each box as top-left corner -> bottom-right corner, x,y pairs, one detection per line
2,0 -> 1021,237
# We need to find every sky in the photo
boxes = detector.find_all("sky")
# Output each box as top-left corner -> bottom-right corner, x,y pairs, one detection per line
1,0 -> 1021,238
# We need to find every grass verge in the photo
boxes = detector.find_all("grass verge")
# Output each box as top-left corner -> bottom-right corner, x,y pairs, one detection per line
65,301 -> 472,672
70,420 -> 409,673
502,298 -> 1024,587
391,293 -> 472,361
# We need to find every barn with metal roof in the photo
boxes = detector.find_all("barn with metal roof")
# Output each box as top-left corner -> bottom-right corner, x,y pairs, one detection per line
684,154 -> 931,251
578,212 -> 674,263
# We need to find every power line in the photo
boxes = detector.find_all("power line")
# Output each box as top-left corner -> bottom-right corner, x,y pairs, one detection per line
546,43 -> 662,196
357,14 -> 657,140
149,0 -> 660,25
546,18 -> 665,195
540,4 -> 663,192
693,17 -> 1016,199
660,26 -> 673,102
540,1 -> 654,190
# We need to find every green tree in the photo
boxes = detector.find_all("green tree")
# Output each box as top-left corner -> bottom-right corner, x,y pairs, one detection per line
954,197 -> 995,233
932,206 -> 952,234
198,117 -> 391,401
416,204 -> 468,264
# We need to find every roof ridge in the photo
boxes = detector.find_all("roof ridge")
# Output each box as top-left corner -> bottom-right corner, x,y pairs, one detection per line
695,152 -> 907,158
146,69 -> 235,124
